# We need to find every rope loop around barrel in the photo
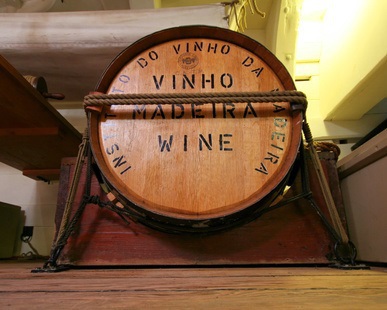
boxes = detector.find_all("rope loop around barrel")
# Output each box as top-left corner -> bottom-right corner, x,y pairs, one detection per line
83,90 -> 308,111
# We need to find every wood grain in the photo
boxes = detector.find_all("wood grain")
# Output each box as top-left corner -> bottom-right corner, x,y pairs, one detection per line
54,152 -> 346,266
88,26 -> 303,231
1,261 -> 386,309
0,55 -> 82,181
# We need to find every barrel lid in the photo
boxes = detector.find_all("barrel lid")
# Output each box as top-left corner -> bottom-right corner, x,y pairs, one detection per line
88,26 -> 302,231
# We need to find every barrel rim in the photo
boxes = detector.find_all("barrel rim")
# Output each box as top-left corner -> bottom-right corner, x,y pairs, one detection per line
95,25 -> 296,93
88,25 -> 303,232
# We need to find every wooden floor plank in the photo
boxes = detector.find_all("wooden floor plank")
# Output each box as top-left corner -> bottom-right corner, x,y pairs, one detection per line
1,261 -> 386,309
1,291 -> 386,309
2,289 -> 387,309
1,273 -> 387,292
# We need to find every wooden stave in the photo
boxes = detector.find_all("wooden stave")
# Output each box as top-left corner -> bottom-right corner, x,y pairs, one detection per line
88,25 -> 303,233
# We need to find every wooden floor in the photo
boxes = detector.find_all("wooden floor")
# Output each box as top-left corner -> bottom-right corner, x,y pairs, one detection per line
0,260 -> 386,309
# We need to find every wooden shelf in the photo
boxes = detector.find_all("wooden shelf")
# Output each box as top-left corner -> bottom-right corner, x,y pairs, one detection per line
0,55 -> 82,181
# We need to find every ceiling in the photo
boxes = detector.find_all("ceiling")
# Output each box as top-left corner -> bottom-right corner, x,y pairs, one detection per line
0,0 -> 275,105
1,0 -> 272,30
0,1 -> 233,103
1,0 -> 385,131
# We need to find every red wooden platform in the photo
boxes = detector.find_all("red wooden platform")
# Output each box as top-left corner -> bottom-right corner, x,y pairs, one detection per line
54,151 -> 347,266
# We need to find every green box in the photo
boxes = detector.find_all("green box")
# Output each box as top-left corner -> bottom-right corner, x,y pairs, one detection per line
0,202 -> 22,258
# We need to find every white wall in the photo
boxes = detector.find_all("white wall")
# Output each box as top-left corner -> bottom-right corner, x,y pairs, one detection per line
0,107 -> 87,257
338,131 -> 387,263
0,163 -> 59,257
320,0 -> 387,121
2,0 -> 386,256
294,0 -> 386,149
0,3 -> 229,257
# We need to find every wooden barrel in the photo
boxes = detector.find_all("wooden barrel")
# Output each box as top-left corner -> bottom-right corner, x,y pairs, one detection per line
88,26 -> 303,233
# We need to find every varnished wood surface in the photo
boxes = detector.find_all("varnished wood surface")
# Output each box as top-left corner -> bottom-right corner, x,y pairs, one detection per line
55,154 -> 345,266
0,261 -> 386,309
0,55 -> 82,181
89,26 -> 302,231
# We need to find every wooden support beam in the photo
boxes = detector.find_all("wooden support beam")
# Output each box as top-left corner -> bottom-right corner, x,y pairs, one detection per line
22,169 -> 61,182
0,55 -> 82,181
0,127 -> 59,137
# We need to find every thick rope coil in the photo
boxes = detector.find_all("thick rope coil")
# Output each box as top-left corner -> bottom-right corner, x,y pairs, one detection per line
313,142 -> 341,161
84,90 -> 308,109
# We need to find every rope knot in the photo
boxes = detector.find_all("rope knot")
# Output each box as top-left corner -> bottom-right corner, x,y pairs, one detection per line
86,195 -> 100,205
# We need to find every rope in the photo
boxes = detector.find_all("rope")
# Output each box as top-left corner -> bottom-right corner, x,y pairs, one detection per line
223,0 -> 266,32
248,0 -> 266,17
84,90 -> 348,244
303,120 -> 349,244
39,89 -> 351,269
54,129 -> 88,242
312,141 -> 341,161
41,124 -> 140,270
44,129 -> 89,268
84,91 -> 308,109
